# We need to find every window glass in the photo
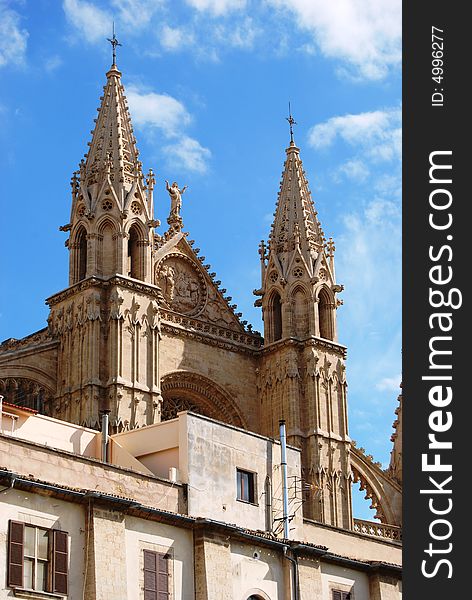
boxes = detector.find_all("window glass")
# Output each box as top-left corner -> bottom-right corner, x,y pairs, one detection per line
23,558 -> 33,589
37,561 -> 47,592
237,469 -> 255,503
24,527 -> 35,557
37,530 -> 49,560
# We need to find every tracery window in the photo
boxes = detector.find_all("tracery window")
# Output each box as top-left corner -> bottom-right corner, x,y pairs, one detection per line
160,397 -> 204,421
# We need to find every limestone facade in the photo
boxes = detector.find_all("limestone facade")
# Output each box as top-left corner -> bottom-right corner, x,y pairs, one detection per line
0,57 -> 402,540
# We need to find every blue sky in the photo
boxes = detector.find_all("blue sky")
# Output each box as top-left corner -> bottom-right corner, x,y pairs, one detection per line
0,0 -> 401,520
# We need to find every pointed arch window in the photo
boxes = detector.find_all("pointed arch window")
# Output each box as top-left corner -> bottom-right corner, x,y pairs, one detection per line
270,292 -> 283,342
292,288 -> 309,338
76,227 -> 88,282
127,225 -> 143,280
319,288 -> 334,340
99,222 -> 116,277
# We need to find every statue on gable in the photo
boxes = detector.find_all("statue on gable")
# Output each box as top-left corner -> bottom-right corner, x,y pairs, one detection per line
165,180 -> 188,218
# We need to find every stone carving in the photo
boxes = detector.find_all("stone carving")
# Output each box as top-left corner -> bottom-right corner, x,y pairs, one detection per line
109,289 -> 124,320
156,254 -> 206,316
165,180 -> 187,218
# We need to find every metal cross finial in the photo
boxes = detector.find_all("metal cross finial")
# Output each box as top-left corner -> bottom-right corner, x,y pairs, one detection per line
286,102 -> 297,144
107,22 -> 122,66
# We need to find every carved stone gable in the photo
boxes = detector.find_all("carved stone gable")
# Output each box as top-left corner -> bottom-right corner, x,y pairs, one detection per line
155,253 -> 207,316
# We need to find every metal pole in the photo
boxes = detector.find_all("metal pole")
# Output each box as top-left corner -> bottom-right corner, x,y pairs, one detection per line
100,410 -> 110,463
279,419 -> 290,539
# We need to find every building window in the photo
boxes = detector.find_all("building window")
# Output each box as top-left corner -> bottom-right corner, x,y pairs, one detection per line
7,521 -> 68,595
332,590 -> 352,600
237,469 -> 257,504
143,549 -> 170,600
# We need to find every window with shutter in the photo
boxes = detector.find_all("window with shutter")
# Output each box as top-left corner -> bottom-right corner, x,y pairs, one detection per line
7,520 -> 69,594
143,549 -> 170,600
8,521 -> 24,587
52,530 -> 69,594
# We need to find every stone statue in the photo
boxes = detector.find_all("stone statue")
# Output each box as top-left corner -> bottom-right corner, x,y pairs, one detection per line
165,180 -> 188,217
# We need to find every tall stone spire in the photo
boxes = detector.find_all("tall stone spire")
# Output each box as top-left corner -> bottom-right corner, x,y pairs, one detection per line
65,52 -> 157,286
256,118 -> 342,344
81,61 -> 143,201
50,50 -> 162,432
268,137 -> 326,276
256,117 -> 351,529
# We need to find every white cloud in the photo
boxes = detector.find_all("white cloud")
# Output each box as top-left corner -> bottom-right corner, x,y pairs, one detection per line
376,375 -> 401,392
336,159 -> 369,182
127,86 -> 192,137
0,2 -> 28,68
308,108 -> 401,163
267,0 -> 401,79
164,136 -> 211,173
186,0 -> 247,16
214,17 -> 259,49
160,25 -> 195,52
111,0 -> 163,30
336,197 -> 401,331
126,85 -> 210,172
63,0 -> 110,43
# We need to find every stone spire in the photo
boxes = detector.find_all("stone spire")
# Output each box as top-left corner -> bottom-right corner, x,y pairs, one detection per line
256,120 -> 342,344
64,54 -> 157,286
268,138 -> 326,275
80,61 -> 143,201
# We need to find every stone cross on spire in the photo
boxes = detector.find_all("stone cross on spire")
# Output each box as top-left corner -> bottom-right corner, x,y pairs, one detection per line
286,102 -> 297,145
107,22 -> 122,66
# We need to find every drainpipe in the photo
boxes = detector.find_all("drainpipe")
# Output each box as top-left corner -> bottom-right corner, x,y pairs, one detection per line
279,419 -> 290,539
283,546 -> 299,600
265,475 -> 273,533
100,409 -> 110,463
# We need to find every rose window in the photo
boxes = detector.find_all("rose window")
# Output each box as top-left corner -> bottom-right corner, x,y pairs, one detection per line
269,270 -> 278,284
293,267 -> 304,278
131,201 -> 142,215
102,199 -> 113,211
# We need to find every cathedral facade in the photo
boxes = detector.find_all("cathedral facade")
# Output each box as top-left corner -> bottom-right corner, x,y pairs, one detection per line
0,56 -> 402,538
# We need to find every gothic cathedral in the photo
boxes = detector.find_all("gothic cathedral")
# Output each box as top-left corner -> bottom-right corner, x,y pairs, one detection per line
0,57 -> 402,531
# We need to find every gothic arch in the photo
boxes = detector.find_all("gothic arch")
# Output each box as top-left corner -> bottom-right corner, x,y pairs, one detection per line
0,375 -> 55,414
317,285 -> 335,341
97,216 -> 118,277
267,290 -> 283,342
290,284 -> 310,338
160,371 -> 248,429
350,446 -> 402,526
0,364 -> 56,394
126,220 -> 148,281
72,224 -> 89,283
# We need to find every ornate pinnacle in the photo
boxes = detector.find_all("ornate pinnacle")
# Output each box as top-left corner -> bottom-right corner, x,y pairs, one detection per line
327,237 -> 336,257
146,168 -> 155,191
70,172 -> 79,196
107,23 -> 122,67
286,102 -> 297,145
258,239 -> 267,260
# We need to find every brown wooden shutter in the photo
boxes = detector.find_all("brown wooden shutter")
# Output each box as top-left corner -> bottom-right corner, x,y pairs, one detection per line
144,550 -> 169,600
144,550 -> 158,600
52,530 -> 69,594
7,520 -> 24,588
157,552 -> 169,600
332,591 -> 342,600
